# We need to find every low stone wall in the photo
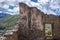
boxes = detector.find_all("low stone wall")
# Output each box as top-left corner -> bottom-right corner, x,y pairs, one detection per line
4,29 -> 18,40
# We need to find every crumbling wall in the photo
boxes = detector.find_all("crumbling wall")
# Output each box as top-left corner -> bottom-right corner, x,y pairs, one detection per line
18,3 -> 44,40
19,3 -> 60,40
42,14 -> 60,39
18,3 -> 30,40
4,30 -> 18,40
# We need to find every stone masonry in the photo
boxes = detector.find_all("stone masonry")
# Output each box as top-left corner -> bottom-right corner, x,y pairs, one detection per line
18,3 -> 60,40
4,3 -> 60,40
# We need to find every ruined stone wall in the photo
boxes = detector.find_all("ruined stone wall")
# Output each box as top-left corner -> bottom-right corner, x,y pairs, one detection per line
19,3 -> 44,40
19,3 -> 60,40
30,7 -> 44,40
4,31 -> 18,40
42,14 -> 60,39
18,3 -> 30,40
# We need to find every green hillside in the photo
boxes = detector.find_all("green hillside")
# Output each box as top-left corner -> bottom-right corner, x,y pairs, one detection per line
0,15 -> 20,29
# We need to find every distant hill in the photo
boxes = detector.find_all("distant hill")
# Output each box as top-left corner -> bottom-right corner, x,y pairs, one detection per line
0,13 -> 10,18
0,15 -> 20,27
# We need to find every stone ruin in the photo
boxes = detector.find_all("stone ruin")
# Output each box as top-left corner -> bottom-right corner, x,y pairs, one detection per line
4,3 -> 60,40
18,3 -> 60,40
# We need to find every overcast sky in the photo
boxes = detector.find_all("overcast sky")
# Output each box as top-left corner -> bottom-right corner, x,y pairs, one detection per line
0,0 -> 60,15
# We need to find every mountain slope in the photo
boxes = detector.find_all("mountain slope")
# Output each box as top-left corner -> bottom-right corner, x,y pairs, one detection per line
0,13 -> 10,18
0,15 -> 20,27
